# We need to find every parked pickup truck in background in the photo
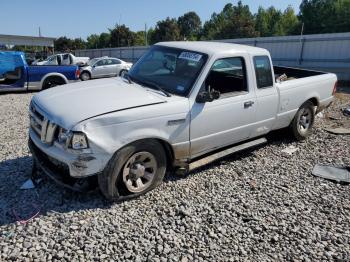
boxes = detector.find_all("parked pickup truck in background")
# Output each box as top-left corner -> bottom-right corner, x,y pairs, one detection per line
28,42 -> 337,200
32,53 -> 90,66
0,51 -> 80,92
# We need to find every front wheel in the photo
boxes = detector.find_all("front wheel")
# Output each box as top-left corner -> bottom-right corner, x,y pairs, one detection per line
98,140 -> 167,201
290,101 -> 315,140
80,71 -> 91,81
119,70 -> 128,78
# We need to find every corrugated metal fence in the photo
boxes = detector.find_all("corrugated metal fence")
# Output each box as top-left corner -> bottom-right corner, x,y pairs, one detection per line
75,32 -> 350,82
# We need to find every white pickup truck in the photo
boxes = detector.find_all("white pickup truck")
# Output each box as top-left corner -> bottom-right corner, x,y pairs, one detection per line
28,41 -> 337,200
33,53 -> 90,66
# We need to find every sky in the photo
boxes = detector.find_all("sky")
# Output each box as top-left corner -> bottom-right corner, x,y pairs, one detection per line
0,0 -> 300,39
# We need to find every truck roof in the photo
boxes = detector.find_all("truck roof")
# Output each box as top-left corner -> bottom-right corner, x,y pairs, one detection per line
156,41 -> 268,56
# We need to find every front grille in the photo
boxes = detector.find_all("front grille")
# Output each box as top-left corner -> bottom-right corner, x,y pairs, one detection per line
29,138 -> 70,178
29,101 -> 58,145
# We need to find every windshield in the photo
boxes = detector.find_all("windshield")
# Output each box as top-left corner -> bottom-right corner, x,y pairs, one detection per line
87,58 -> 99,66
128,45 -> 208,96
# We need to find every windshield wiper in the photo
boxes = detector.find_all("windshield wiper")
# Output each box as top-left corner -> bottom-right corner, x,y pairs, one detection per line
137,79 -> 172,97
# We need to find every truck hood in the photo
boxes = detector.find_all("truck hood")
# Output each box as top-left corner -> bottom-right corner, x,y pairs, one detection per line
33,77 -> 167,129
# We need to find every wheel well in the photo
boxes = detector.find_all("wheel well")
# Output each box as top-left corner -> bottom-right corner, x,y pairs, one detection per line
155,139 -> 175,170
42,75 -> 66,89
81,70 -> 91,77
119,69 -> 127,76
120,138 -> 175,170
308,97 -> 318,107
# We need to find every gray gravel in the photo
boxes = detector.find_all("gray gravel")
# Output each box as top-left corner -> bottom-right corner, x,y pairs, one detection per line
0,92 -> 349,261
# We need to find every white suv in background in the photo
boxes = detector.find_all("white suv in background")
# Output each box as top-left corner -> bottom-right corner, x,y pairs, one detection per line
80,57 -> 133,81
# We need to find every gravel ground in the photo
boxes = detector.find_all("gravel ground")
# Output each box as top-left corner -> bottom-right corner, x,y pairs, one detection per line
0,92 -> 349,261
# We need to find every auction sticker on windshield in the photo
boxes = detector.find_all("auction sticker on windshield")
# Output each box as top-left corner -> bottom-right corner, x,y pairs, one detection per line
179,52 -> 203,62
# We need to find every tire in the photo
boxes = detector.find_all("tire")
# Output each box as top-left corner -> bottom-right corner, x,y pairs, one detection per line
119,70 -> 127,78
80,71 -> 91,81
42,76 -> 66,90
98,140 -> 167,201
289,101 -> 315,141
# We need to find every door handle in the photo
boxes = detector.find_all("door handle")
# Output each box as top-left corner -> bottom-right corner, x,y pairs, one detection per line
244,101 -> 254,108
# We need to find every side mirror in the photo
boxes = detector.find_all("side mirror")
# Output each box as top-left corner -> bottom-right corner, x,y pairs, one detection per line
196,90 -> 220,103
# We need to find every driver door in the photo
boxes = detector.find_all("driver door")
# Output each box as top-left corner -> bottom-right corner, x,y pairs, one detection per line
190,56 -> 257,158
92,59 -> 106,78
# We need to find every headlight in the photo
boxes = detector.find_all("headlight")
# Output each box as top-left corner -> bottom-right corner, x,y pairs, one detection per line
71,132 -> 89,150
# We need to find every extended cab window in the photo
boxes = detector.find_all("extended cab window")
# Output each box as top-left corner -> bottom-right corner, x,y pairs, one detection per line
205,57 -> 247,96
254,56 -> 273,88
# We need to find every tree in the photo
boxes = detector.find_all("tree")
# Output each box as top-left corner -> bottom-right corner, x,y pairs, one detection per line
177,11 -> 202,40
110,24 -> 135,47
202,1 -> 258,40
150,17 -> 181,43
255,6 -> 299,37
86,34 -> 100,49
54,37 -> 73,52
134,31 -> 146,46
280,6 -> 300,35
71,38 -> 86,50
299,0 -> 350,34
99,33 -> 111,48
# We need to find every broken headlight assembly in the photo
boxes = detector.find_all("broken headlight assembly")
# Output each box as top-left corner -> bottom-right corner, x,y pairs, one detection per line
70,132 -> 89,150
58,128 -> 89,150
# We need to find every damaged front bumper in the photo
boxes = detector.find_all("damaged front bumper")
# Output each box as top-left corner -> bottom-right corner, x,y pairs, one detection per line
29,128 -> 108,179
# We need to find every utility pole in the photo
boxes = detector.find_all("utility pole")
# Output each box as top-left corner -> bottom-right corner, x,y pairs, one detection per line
145,23 -> 148,46
39,27 -> 42,37
298,23 -> 305,65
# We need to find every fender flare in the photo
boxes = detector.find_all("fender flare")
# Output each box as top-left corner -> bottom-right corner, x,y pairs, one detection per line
40,73 -> 68,90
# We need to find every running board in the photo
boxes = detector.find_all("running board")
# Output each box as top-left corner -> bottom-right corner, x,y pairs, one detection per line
189,137 -> 267,171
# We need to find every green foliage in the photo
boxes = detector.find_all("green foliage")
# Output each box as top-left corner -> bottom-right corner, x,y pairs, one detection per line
202,1 -> 258,40
86,34 -> 99,49
299,0 -> 350,34
177,11 -> 202,40
255,6 -> 300,37
54,37 -> 86,52
99,33 -> 111,48
110,24 -> 135,47
150,17 -> 181,44
55,1 -> 349,50
134,31 -> 146,46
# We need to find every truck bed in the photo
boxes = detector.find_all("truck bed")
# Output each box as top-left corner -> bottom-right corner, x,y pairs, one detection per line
273,65 -> 336,131
274,65 -> 326,82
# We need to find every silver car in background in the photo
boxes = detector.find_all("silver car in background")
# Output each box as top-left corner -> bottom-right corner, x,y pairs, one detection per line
80,57 -> 132,81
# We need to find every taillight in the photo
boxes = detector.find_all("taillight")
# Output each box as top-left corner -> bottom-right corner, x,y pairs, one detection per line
75,69 -> 80,79
332,81 -> 338,96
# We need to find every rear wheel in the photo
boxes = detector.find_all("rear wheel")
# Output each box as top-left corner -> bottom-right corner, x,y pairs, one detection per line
42,76 -> 66,90
98,140 -> 167,201
290,101 -> 315,140
80,71 -> 91,81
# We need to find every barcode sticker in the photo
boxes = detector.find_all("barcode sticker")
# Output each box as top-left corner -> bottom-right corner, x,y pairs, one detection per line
178,52 -> 202,62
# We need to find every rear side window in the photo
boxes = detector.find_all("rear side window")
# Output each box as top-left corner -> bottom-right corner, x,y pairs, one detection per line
254,56 -> 273,89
